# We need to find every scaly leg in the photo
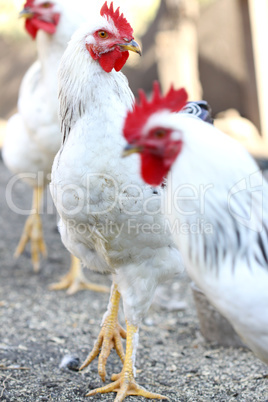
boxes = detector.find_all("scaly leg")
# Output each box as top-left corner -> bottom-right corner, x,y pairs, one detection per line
14,186 -> 46,272
80,284 -> 126,381
85,321 -> 168,401
49,255 -> 109,295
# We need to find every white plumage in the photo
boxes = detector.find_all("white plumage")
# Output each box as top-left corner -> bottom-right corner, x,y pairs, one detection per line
52,23 -> 182,327
50,7 -> 183,399
2,1 -> 110,294
3,0 -> 87,185
127,106 -> 268,365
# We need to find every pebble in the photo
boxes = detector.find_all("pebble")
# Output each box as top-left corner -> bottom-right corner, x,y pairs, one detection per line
59,355 -> 80,371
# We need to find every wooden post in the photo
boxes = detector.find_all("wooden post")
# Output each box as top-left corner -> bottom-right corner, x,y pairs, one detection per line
155,0 -> 202,100
248,0 -> 268,140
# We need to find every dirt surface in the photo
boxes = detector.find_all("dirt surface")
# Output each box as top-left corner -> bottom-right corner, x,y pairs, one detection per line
0,157 -> 268,402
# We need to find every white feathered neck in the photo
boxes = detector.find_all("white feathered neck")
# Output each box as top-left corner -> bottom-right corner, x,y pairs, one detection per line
58,30 -> 134,144
33,1 -> 89,89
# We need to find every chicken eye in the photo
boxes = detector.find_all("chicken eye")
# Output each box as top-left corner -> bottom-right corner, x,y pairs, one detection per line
98,31 -> 108,39
42,2 -> 52,7
154,129 -> 166,139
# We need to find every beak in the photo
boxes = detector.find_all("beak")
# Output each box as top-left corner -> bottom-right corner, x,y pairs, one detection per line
19,7 -> 34,19
120,39 -> 142,56
122,144 -> 143,157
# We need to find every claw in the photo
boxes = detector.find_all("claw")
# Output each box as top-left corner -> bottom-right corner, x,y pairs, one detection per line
14,186 -> 47,272
86,377 -> 168,401
85,321 -> 168,401
49,255 -> 110,295
80,284 -> 125,381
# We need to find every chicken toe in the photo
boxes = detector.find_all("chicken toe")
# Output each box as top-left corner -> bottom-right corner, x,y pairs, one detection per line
85,321 -> 168,401
80,284 -> 126,382
49,255 -> 109,295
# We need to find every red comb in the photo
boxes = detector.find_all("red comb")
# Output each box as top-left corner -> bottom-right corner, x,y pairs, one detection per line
123,82 -> 188,143
100,1 -> 133,38
25,0 -> 34,6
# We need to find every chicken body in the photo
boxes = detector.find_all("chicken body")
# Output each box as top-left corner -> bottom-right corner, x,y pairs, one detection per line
53,66 -> 181,322
3,1 -> 84,185
4,45 -> 58,187
2,1 -> 109,292
166,114 -> 268,363
123,91 -> 268,365
51,9 -> 182,399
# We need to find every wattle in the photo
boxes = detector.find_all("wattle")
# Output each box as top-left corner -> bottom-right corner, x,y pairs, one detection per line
99,48 -> 129,73
141,153 -> 169,186
25,14 -> 60,39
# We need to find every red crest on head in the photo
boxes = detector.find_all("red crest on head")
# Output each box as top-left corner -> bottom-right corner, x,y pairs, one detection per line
123,81 -> 188,143
100,1 -> 133,39
25,0 -> 34,6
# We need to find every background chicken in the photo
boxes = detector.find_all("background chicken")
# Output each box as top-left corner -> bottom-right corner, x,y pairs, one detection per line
2,0 -> 108,294
123,82 -> 268,366
50,2 -> 183,400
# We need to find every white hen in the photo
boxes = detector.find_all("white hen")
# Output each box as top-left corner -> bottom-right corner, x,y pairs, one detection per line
2,0 -> 109,294
50,2 -> 183,400
123,82 -> 268,365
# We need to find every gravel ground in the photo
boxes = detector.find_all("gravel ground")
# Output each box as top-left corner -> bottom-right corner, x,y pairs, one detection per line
0,157 -> 268,401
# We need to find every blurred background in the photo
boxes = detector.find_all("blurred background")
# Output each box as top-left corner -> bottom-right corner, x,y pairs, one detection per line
1,0 -> 268,159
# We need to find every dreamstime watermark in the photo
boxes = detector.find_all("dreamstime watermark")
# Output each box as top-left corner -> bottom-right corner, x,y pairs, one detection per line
4,169 -> 265,233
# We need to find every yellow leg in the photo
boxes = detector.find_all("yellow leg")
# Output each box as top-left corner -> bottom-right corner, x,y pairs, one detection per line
80,284 -> 126,382
85,321 -> 168,401
14,186 -> 46,272
49,255 -> 109,295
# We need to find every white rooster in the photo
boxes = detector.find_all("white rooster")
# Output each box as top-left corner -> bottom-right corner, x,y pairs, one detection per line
2,0 -> 108,294
123,82 -> 268,365
50,2 -> 183,400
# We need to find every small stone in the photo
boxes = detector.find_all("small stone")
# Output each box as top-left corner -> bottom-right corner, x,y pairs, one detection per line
50,337 -> 65,344
60,355 -> 80,371
167,364 -> 177,372
143,317 -> 154,326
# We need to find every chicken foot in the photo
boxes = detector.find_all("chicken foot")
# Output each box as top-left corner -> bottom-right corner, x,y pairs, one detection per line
80,284 -> 126,381
14,186 -> 46,272
85,321 -> 168,401
49,255 -> 110,295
